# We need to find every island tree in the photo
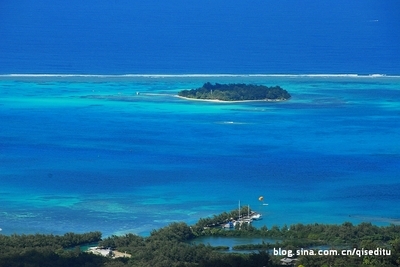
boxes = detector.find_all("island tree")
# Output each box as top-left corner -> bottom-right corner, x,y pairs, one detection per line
178,82 -> 291,101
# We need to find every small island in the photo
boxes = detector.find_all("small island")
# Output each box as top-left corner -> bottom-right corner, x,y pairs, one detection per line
178,82 -> 291,102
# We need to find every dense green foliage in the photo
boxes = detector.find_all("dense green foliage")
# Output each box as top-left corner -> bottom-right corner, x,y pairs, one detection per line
2,210 -> 400,267
193,206 -> 255,230
195,219 -> 400,245
98,219 -> 400,267
0,232 -> 106,267
0,231 -> 101,254
178,82 -> 291,101
189,210 -> 400,267
97,221 -> 277,267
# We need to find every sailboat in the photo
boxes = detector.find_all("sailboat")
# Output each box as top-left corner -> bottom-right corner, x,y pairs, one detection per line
223,200 -> 262,228
234,201 -> 253,226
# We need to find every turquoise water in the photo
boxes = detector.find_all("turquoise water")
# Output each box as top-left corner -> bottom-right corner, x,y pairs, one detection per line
191,236 -> 277,250
1,75 -> 400,236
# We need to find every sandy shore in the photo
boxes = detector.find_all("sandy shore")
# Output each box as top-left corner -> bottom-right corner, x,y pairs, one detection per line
88,247 -> 131,258
175,95 -> 286,103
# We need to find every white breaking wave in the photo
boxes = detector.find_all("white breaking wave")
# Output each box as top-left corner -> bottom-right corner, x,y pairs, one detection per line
0,73 -> 398,79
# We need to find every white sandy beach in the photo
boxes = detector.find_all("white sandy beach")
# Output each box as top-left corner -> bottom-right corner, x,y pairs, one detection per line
175,95 -> 286,103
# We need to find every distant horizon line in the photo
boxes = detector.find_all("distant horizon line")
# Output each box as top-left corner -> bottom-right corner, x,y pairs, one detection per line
1,73 -> 399,78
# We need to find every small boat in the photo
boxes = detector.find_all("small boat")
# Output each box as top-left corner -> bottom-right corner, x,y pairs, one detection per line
222,221 -> 234,228
250,213 -> 262,220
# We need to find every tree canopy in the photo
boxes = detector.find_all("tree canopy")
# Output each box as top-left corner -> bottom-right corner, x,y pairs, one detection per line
178,82 -> 291,101
2,210 -> 400,267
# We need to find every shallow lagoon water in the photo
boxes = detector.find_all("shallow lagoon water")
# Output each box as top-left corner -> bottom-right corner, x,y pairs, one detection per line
0,75 -> 399,237
191,236 -> 277,251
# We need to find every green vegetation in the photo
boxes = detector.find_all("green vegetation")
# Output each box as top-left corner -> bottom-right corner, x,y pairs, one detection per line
2,209 -> 400,266
0,232 -> 105,267
178,82 -> 291,101
99,222 -> 276,267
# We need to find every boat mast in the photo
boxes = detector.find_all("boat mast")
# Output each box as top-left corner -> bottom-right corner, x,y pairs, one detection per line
238,200 -> 240,221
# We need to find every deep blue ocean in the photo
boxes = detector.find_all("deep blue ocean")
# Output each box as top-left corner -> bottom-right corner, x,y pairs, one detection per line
1,0 -> 399,74
0,1 -> 400,237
